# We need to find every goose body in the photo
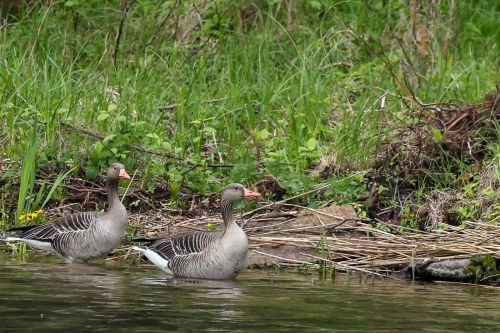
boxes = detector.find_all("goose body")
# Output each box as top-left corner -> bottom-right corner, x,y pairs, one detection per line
133,184 -> 260,279
6,163 -> 130,261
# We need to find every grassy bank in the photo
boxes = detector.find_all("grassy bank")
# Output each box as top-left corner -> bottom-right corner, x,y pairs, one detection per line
0,1 -> 499,230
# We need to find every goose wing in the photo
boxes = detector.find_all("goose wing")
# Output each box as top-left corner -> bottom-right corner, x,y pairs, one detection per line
17,212 -> 101,241
149,232 -> 217,261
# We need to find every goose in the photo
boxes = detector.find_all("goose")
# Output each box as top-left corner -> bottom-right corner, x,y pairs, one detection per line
132,183 -> 260,279
5,163 -> 130,262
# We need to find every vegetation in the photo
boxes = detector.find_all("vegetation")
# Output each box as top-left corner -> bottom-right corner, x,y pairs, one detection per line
0,0 -> 498,231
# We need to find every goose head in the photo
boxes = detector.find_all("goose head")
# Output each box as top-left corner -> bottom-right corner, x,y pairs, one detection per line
108,163 -> 130,180
221,183 -> 260,206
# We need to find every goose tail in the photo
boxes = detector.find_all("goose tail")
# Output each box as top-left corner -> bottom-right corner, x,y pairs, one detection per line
131,245 -> 147,252
131,245 -> 173,275
4,236 -> 23,242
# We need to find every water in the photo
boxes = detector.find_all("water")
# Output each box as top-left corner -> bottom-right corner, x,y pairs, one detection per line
0,253 -> 498,332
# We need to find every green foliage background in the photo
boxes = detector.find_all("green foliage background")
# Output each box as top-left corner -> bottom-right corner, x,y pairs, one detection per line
0,0 -> 498,224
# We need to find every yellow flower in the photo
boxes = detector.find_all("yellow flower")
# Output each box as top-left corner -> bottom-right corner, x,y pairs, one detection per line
18,209 -> 44,222
207,223 -> 217,231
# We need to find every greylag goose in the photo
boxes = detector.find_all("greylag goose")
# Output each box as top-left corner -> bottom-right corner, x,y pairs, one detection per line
132,183 -> 260,279
6,163 -> 130,262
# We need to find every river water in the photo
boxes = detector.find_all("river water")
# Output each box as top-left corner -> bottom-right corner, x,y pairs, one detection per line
0,253 -> 498,332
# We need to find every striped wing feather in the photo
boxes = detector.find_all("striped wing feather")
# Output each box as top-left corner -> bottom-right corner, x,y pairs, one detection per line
20,212 -> 101,241
150,232 -> 217,261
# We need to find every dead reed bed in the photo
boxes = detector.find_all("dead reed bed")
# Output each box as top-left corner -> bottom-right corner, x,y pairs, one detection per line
129,200 -> 500,277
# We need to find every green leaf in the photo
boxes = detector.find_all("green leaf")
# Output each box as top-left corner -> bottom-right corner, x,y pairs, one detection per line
110,148 -> 118,155
103,134 -> 116,143
133,121 -> 147,127
116,115 -> 127,123
97,113 -> 109,122
94,141 -> 103,154
309,0 -> 322,10
107,104 -> 118,112
432,128 -> 442,142
42,167 -> 77,208
465,21 -> 482,35
203,127 -> 216,134
305,137 -> 318,151
146,133 -> 159,140
256,129 -> 270,140
162,142 -> 172,151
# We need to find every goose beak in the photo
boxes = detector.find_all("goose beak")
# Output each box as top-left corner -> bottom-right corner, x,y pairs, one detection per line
119,169 -> 131,179
243,188 -> 261,200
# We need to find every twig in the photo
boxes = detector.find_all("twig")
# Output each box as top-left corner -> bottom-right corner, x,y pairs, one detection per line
251,250 -> 310,265
29,1 -> 53,58
349,28 -> 423,112
244,172 -> 365,217
121,169 -> 137,203
281,202 -> 368,222
60,122 -> 233,168
157,97 -> 227,111
238,122 -> 261,166
257,221 -> 352,236
300,253 -> 393,278
243,183 -> 332,217
145,0 -> 180,47
113,0 -> 138,67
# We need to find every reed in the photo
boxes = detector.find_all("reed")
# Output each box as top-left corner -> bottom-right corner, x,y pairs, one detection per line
15,128 -> 39,222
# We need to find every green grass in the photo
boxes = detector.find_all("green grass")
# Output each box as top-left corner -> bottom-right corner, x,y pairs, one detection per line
0,0 -> 499,226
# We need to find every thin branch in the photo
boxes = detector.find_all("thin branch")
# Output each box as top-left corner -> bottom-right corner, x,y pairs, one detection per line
157,97 -> 227,111
60,122 -> 233,169
113,0 -> 138,67
238,122 -> 261,166
145,0 -> 180,47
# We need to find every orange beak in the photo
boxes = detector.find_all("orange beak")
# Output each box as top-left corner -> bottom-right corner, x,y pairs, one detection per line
243,188 -> 261,200
118,168 -> 131,179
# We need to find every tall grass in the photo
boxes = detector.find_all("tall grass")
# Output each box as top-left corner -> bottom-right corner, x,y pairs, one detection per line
15,129 -> 39,221
0,1 -> 499,222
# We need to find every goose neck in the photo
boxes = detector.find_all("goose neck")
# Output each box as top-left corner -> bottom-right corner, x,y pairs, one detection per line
106,176 -> 121,210
221,199 -> 234,229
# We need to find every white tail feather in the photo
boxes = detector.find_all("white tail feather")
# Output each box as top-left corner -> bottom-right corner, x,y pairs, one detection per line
131,245 -> 146,252
5,237 -> 22,242
5,237 -> 55,252
132,246 -> 173,275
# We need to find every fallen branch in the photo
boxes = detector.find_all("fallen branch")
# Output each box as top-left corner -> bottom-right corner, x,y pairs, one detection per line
60,122 -> 233,169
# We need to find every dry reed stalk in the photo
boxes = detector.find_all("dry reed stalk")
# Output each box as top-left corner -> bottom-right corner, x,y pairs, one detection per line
130,198 -> 500,274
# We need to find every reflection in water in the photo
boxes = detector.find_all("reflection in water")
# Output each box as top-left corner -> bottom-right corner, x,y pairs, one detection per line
10,258 -> 127,306
0,252 -> 499,332
138,274 -> 246,322
137,275 -> 243,299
